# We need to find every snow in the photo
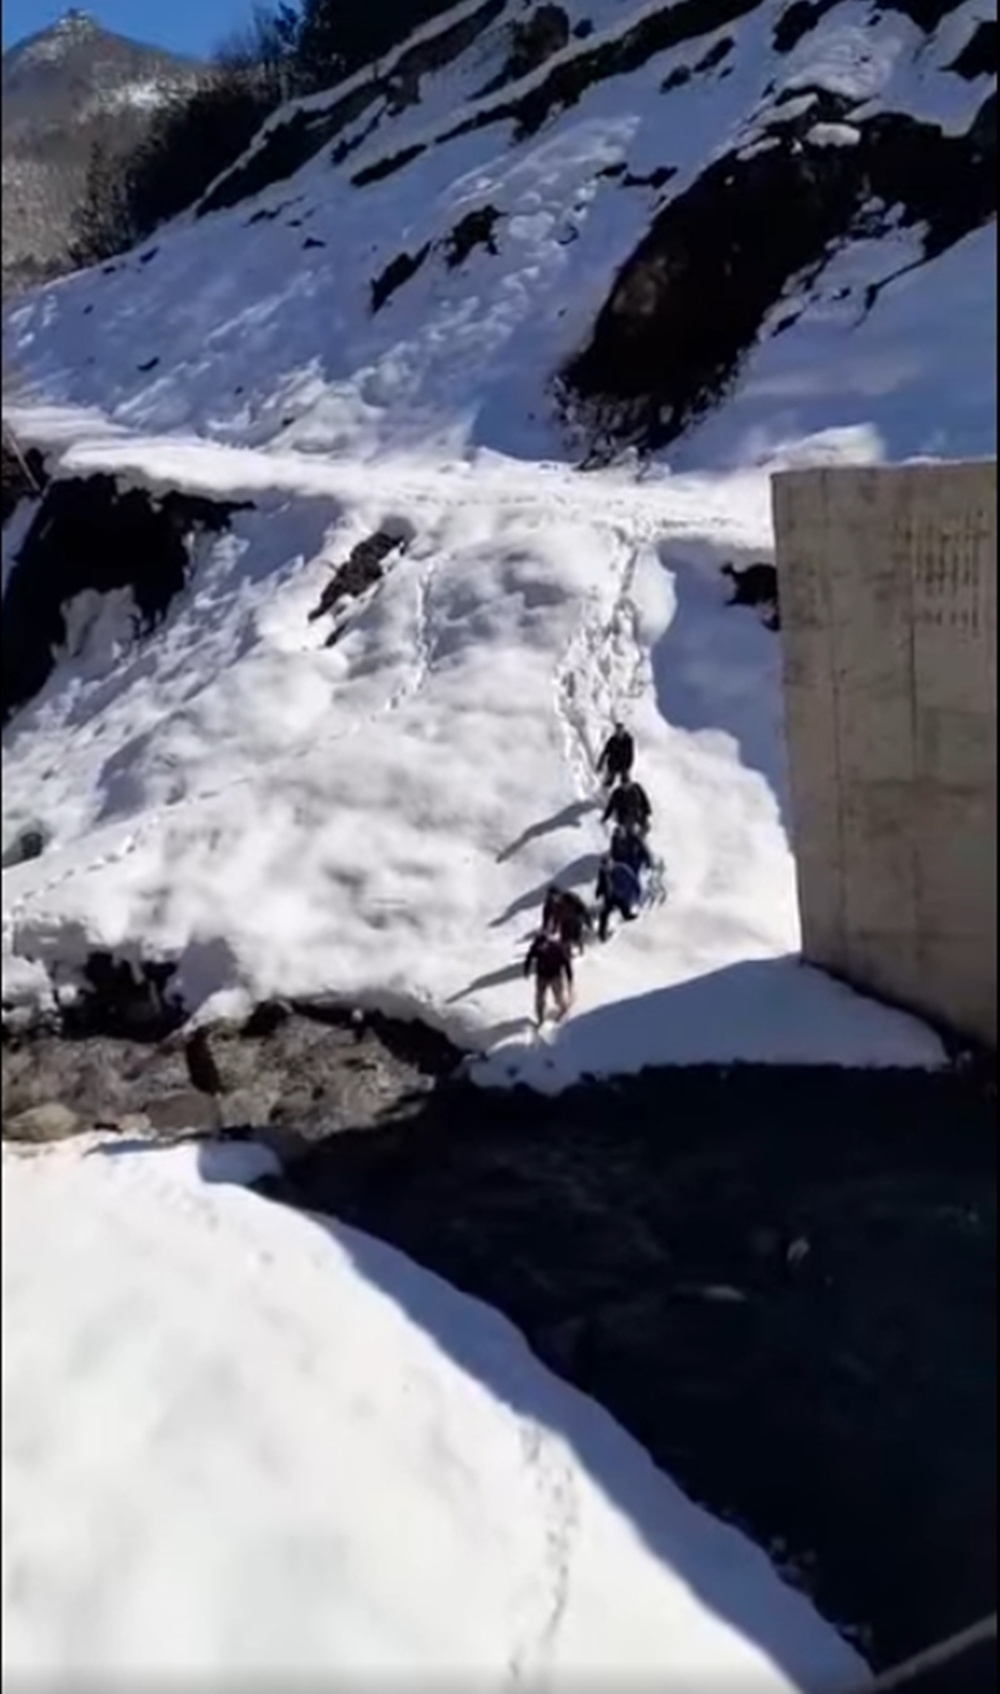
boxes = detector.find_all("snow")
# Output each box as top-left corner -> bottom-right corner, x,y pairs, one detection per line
92,79 -> 174,115
0,9 -> 988,1684
805,121 -> 862,146
2,1137 -> 869,1688
5,2 -> 991,467
3,0 -> 990,1076
678,225 -> 996,470
2,408 -> 945,1079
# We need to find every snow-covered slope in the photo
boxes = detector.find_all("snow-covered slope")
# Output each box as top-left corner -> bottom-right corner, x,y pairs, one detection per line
3,0 -> 993,1078
1,416 -> 945,1080
6,0 -> 995,462
2,1137 -> 868,1688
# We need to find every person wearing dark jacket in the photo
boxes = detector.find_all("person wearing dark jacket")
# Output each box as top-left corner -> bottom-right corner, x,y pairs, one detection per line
602,777 -> 652,836
525,931 -> 574,1025
595,855 -> 641,941
610,827 -> 652,877
541,885 -> 563,933
597,722 -> 635,788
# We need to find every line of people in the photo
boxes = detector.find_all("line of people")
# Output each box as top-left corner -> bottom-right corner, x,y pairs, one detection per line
524,722 -> 656,1026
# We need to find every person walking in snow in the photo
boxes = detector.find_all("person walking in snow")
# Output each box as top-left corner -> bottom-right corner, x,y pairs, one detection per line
610,825 -> 652,880
595,854 -> 642,942
597,721 -> 635,790
602,775 -> 652,837
542,884 -> 592,954
525,929 -> 574,1026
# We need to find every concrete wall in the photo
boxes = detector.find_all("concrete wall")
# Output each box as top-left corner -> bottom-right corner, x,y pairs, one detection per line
772,461 -> 997,1048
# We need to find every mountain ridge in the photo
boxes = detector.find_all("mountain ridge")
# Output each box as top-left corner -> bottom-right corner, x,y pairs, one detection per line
2,9 -> 205,295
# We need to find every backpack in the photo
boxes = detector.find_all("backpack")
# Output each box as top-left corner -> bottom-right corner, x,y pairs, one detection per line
609,862 -> 640,905
533,935 -> 569,978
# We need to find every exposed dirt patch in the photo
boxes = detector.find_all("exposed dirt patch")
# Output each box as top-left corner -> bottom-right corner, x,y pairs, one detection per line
259,1058 -> 996,1691
443,204 -> 503,267
370,243 -> 432,311
559,91 -> 996,458
2,476 -> 249,722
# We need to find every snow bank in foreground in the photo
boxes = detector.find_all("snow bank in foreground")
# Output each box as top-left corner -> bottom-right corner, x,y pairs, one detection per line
1,1140 -> 868,1689
1,425 -> 944,1079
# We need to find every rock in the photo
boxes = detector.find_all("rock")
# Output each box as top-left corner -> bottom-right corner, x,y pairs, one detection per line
144,1091 -> 222,1136
185,1029 -> 224,1096
3,1101 -> 80,1142
1,824 -> 48,869
219,1087 -> 279,1133
94,1111 -> 153,1137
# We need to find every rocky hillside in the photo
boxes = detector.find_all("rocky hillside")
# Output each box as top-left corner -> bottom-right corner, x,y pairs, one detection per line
2,9 -> 203,296
5,0 -> 995,464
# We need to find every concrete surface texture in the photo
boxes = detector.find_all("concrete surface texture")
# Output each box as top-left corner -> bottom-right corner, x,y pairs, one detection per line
772,461 -> 997,1048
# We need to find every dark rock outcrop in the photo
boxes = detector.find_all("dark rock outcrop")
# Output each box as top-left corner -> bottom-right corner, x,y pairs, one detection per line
371,244 -> 432,311
1,438 -> 47,527
721,560 -> 779,629
307,529 -> 409,631
443,204 -> 503,268
2,474 -> 250,722
560,90 -> 995,457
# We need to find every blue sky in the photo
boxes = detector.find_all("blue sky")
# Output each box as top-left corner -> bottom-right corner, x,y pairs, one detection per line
2,1 -> 261,58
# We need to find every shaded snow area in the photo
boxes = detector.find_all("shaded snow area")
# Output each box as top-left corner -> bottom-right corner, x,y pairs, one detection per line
1,421 -> 943,1081
2,1139 -> 868,1690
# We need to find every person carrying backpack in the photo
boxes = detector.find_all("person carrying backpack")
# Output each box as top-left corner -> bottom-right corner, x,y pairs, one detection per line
597,721 -> 635,789
595,854 -> 641,942
524,930 -> 574,1026
602,776 -> 652,837
610,826 -> 652,879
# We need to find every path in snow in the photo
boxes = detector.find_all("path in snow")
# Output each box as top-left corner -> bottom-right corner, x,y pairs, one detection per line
2,419 -> 945,1077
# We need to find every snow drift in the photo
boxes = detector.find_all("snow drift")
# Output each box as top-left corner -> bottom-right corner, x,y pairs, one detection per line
1,1136 -> 868,1690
